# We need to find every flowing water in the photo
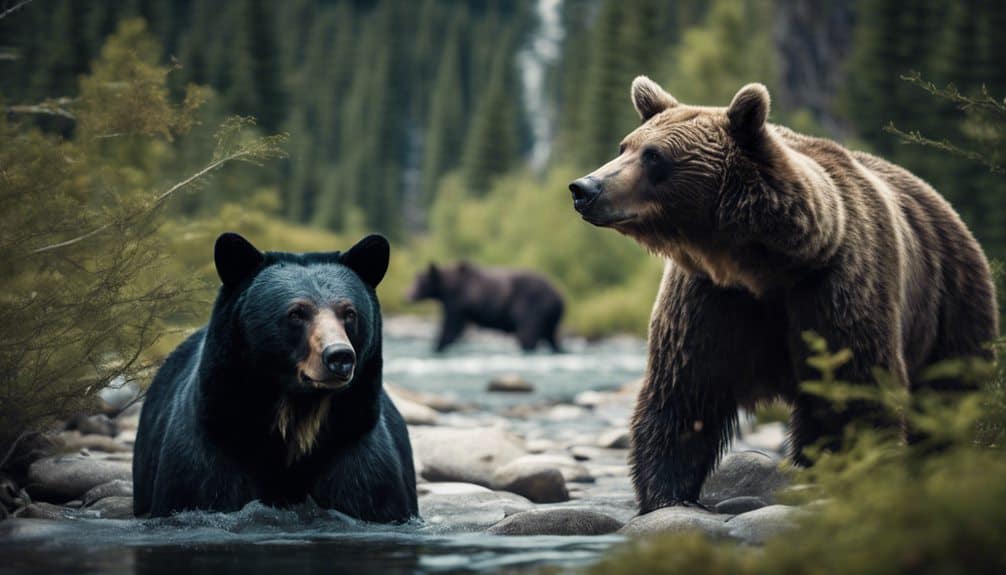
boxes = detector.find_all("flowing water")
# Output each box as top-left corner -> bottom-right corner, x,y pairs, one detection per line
1,319 -> 647,575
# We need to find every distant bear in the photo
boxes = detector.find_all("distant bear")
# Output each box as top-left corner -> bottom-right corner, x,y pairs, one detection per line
133,233 -> 418,522
569,76 -> 998,512
407,262 -> 565,353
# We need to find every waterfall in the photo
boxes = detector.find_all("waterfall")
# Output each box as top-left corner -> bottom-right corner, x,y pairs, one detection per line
517,0 -> 565,174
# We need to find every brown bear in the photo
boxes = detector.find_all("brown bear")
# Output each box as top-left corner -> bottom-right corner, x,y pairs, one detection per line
569,76 -> 999,512
407,262 -> 564,353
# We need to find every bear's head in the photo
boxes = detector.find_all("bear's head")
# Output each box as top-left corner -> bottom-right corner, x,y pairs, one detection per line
406,263 -> 443,302
212,232 -> 389,397
569,77 -> 779,284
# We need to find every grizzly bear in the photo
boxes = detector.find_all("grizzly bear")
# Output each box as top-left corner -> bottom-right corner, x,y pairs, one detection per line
407,262 -> 564,353
569,76 -> 999,512
133,233 -> 418,522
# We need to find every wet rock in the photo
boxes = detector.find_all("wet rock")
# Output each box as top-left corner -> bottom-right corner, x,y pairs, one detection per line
699,451 -> 791,506
386,388 -> 439,425
81,479 -> 133,507
487,374 -> 534,393
66,414 -> 118,437
55,431 -> 131,453
411,427 -> 525,486
27,454 -> 131,503
87,496 -> 133,519
597,428 -> 630,449
419,490 -> 533,531
488,508 -> 623,536
714,496 -> 767,515
546,405 -> 587,421
491,459 -> 569,503
385,383 -> 465,413
417,482 -> 491,496
115,411 -> 141,432
619,507 -> 730,537
98,379 -> 141,415
506,454 -> 593,483
19,502 -> 74,520
524,439 -> 553,454
725,504 -> 801,544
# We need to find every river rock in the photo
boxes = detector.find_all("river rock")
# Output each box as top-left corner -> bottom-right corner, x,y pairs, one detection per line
98,379 -> 141,414
87,496 -> 133,519
19,502 -> 74,520
55,431 -> 130,453
385,383 -> 465,413
619,507 -> 730,537
699,451 -> 790,506
597,428 -> 630,449
386,388 -> 439,425
417,482 -> 491,496
506,454 -> 593,483
725,504 -> 801,544
487,374 -> 534,393
66,414 -> 118,437
27,454 -> 131,502
742,422 -> 787,453
714,496 -> 767,515
487,508 -> 623,536
419,491 -> 533,531
81,479 -> 133,507
411,427 -> 525,486
491,459 -> 569,503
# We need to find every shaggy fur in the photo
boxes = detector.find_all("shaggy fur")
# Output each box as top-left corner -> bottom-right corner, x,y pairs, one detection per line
571,76 -> 999,513
133,234 -> 418,522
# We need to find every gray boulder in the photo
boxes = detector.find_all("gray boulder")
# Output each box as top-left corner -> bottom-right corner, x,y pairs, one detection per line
725,504 -> 801,544
87,496 -> 133,519
714,496 -> 767,515
411,427 -> 525,486
488,508 -> 623,535
27,454 -> 131,502
419,490 -> 533,532
699,451 -> 790,506
491,459 -> 569,503
619,507 -> 730,537
81,479 -> 133,507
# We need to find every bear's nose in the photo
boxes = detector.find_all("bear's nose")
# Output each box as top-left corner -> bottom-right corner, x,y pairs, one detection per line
322,344 -> 356,380
569,178 -> 601,211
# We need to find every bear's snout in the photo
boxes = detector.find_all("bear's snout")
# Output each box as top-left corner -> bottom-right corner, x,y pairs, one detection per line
569,177 -> 601,212
322,344 -> 355,381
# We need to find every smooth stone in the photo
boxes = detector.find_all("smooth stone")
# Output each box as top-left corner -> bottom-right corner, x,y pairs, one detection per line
412,427 -> 525,487
573,390 -> 608,408
743,422 -> 787,452
19,502 -> 76,520
115,429 -> 137,446
714,496 -> 767,515
725,504 -> 801,544
597,428 -> 631,449
619,507 -> 730,537
419,491 -> 533,531
487,374 -> 534,393
416,482 -> 492,496
98,379 -> 141,414
503,454 -> 593,483
87,495 -> 133,519
546,405 -> 587,421
385,383 -> 464,412
699,451 -> 790,506
115,412 -> 140,432
487,507 -> 624,536
81,479 -> 133,507
27,454 -> 131,502
56,431 -> 130,453
386,388 -> 439,425
491,459 -> 569,503
66,414 -> 118,437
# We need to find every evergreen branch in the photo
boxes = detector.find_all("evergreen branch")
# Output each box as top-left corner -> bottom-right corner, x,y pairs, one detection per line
901,71 -> 1006,118
885,122 -> 1003,175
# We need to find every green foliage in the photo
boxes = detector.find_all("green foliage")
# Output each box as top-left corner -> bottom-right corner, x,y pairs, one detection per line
0,19 -> 284,465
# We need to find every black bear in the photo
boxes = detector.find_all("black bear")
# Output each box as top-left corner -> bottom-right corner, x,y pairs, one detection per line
570,76 -> 998,512
407,262 -> 565,353
133,233 -> 418,522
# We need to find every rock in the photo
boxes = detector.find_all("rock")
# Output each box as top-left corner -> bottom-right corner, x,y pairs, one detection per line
419,491 -> 533,531
619,507 -> 730,537
115,429 -> 137,446
81,479 -> 133,507
66,414 -> 117,437
524,439 -> 553,454
597,428 -> 631,449
714,496 -> 767,515
19,502 -> 73,520
491,459 -> 570,503
488,508 -> 624,536
386,388 -> 439,425
503,454 -> 593,483
55,431 -> 131,453
27,454 -> 131,503
699,451 -> 791,506
98,378 -> 141,414
411,427 -> 525,486
573,390 -> 610,408
417,482 -> 491,496
385,383 -> 465,413
487,374 -> 534,393
725,505 -> 801,544
743,422 -> 787,452
546,405 -> 587,421
87,496 -> 133,519
115,412 -> 141,432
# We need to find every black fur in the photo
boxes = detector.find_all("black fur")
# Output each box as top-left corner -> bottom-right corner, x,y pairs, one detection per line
133,234 -> 417,522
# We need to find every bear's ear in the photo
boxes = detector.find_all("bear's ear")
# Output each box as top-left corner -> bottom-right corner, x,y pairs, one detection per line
215,232 -> 264,287
342,234 -> 390,288
631,76 -> 678,121
727,83 -> 771,142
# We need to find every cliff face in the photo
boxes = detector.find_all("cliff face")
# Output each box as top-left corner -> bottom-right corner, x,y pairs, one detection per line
772,0 -> 856,137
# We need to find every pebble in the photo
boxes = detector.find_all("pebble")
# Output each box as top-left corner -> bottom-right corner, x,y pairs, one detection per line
487,375 -> 534,393
487,508 -> 623,536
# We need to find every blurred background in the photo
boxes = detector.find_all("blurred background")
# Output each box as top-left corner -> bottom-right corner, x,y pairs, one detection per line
2,0 -> 1005,470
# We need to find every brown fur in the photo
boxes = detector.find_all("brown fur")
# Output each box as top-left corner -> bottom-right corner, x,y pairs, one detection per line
275,395 -> 332,465
574,76 -> 999,512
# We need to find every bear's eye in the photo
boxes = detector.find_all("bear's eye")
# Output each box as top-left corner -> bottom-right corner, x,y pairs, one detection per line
618,143 -> 627,155
344,308 -> 357,323
287,305 -> 310,323
641,147 -> 663,165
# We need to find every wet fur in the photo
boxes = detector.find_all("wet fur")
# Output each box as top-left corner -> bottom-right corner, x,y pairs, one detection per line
588,78 -> 999,512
